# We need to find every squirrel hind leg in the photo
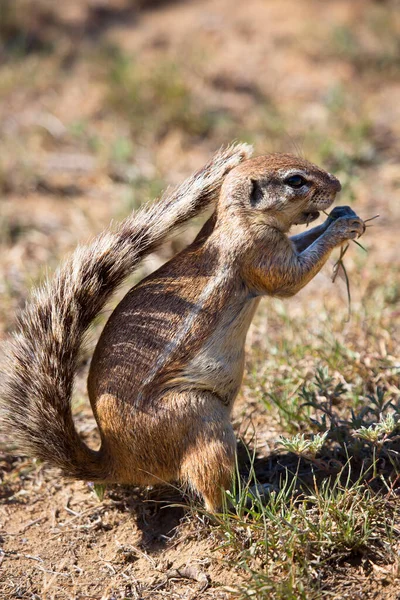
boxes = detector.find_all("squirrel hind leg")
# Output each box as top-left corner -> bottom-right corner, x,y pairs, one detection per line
179,420 -> 236,513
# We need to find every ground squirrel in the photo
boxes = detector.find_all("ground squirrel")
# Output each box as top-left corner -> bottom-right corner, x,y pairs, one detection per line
0,143 -> 365,512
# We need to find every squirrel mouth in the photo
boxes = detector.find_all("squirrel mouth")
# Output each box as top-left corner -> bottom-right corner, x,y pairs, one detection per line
294,211 -> 320,225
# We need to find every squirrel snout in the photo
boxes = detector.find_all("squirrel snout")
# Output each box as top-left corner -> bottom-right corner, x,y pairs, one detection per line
329,174 -> 342,194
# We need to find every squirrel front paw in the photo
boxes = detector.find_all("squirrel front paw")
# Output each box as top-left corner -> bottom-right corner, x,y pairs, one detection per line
327,213 -> 365,244
326,206 -> 358,222
321,206 -> 361,235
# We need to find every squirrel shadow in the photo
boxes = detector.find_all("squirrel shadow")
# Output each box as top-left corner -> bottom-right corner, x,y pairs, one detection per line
109,434 -> 400,552
1,434 -> 398,555
101,444 -> 316,553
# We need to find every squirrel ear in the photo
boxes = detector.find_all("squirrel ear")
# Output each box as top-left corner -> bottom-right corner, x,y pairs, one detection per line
249,179 -> 264,207
249,178 -> 281,211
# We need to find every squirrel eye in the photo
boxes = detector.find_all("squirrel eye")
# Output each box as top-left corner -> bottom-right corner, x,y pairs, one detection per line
285,174 -> 307,188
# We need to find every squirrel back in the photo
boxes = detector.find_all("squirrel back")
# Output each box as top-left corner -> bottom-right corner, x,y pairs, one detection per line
0,143 -> 252,480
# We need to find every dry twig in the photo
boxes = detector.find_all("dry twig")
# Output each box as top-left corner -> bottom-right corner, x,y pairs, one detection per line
323,211 -> 380,320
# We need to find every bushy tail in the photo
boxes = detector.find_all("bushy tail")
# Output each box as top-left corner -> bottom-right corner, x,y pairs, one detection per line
0,143 -> 253,480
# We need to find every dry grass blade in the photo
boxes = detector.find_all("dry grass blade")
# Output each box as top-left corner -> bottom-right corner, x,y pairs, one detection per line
322,210 -> 380,320
332,244 -> 352,320
363,214 -> 380,223
352,239 -> 367,252
332,243 -> 350,284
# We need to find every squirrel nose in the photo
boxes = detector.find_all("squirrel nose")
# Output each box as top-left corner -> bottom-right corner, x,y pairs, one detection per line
329,174 -> 342,193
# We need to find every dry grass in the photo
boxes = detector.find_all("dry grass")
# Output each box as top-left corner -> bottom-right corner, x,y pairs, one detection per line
1,0 -> 400,598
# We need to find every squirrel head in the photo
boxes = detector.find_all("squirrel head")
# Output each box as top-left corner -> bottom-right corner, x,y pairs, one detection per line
218,154 -> 341,232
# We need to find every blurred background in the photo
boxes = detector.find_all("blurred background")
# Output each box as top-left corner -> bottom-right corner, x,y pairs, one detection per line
1,0 -> 399,334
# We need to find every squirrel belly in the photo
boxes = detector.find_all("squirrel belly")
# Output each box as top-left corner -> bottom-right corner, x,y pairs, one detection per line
88,223 -> 260,411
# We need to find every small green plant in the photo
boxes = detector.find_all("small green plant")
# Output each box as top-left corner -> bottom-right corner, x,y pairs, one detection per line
91,483 -> 107,502
214,451 -> 395,600
275,365 -> 400,487
354,413 -> 399,443
299,365 -> 347,431
277,432 -> 328,460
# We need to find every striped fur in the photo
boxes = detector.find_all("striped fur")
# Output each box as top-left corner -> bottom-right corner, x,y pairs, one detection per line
0,143 -> 252,479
